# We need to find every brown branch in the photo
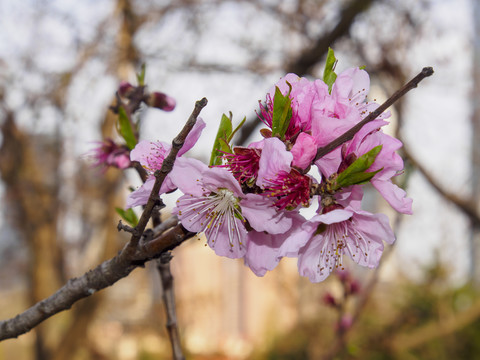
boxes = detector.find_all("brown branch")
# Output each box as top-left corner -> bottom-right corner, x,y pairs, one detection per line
157,254 -> 185,360
286,0 -> 376,75
127,97 -> 208,251
0,223 -> 192,341
314,67 -> 434,162
0,98 -> 208,341
402,146 -> 480,225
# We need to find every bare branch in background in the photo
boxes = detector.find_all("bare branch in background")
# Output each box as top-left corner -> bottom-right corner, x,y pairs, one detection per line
237,0 -> 379,146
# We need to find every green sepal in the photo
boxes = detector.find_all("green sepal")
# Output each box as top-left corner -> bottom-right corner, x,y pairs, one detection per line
335,145 -> 383,188
117,107 -> 137,150
136,63 -> 146,86
115,207 -> 139,227
323,48 -> 338,93
210,113 -> 233,166
271,83 -> 293,139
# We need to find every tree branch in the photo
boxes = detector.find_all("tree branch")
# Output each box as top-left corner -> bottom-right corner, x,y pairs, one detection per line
237,0 -> 379,146
286,0 -> 376,75
157,254 -> 185,360
402,146 -> 480,225
0,97 -> 208,341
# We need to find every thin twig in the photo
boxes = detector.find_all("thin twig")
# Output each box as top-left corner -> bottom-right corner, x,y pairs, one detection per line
157,254 -> 185,360
126,97 -> 208,252
402,146 -> 480,225
314,67 -> 434,162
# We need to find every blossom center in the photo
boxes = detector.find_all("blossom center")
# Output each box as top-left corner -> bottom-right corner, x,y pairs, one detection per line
263,169 -> 311,210
317,220 -> 370,277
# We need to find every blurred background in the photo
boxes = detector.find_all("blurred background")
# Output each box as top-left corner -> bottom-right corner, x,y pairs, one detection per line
0,0 -> 477,359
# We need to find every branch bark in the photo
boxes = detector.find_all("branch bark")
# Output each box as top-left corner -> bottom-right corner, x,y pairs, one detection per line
157,254 -> 185,360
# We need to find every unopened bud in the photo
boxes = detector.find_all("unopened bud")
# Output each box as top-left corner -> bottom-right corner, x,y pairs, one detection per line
260,128 -> 272,138
146,92 -> 176,111
337,315 -> 353,332
118,81 -> 135,98
323,292 -> 337,307
348,280 -> 361,295
90,139 -> 131,170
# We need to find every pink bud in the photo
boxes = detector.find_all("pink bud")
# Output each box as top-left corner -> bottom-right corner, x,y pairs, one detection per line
90,139 -> 131,169
147,92 -> 176,111
348,280 -> 361,295
118,81 -> 135,98
323,292 -> 337,307
337,315 -> 353,332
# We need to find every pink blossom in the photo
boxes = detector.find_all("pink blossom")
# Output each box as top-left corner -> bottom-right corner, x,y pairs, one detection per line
90,139 -> 131,169
256,137 -> 312,210
342,119 -> 412,214
258,74 -> 318,139
126,118 -> 206,208
223,146 -> 262,184
243,212 -> 304,276
295,207 -> 395,283
171,157 -> 293,259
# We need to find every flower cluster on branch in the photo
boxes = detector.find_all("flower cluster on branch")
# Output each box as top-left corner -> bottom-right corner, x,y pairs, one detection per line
124,51 -> 418,283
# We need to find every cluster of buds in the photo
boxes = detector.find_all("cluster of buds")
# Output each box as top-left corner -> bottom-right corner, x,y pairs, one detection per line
118,81 -> 176,112
90,81 -> 177,170
125,52 -> 412,283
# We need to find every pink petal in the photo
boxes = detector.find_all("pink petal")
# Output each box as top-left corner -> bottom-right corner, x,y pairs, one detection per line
241,194 -> 293,234
178,117 -> 206,157
372,179 -> 413,215
202,166 -> 244,197
310,209 -> 353,225
126,178 -> 155,208
291,133 -> 317,169
169,157 -> 208,196
256,137 -> 293,188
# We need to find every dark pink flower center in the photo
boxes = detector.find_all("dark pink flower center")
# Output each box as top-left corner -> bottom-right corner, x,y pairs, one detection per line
257,94 -> 304,141
222,147 -> 261,184
263,169 -> 311,210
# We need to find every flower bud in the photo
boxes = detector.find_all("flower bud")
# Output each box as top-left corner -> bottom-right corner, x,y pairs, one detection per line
323,292 -> 337,307
90,139 -> 131,169
337,315 -> 353,332
146,92 -> 176,111
118,81 -> 135,98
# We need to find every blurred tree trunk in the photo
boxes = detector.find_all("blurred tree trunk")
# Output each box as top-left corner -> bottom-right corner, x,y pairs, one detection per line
51,0 -> 140,359
471,0 -> 480,287
0,114 -> 64,360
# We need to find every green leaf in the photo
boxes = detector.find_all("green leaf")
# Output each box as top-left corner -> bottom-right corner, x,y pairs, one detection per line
115,207 -> 139,227
335,145 -> 383,188
323,48 -> 338,93
117,107 -> 137,150
271,83 -> 293,139
209,113 -> 233,166
227,116 -> 246,144
136,63 -> 146,86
